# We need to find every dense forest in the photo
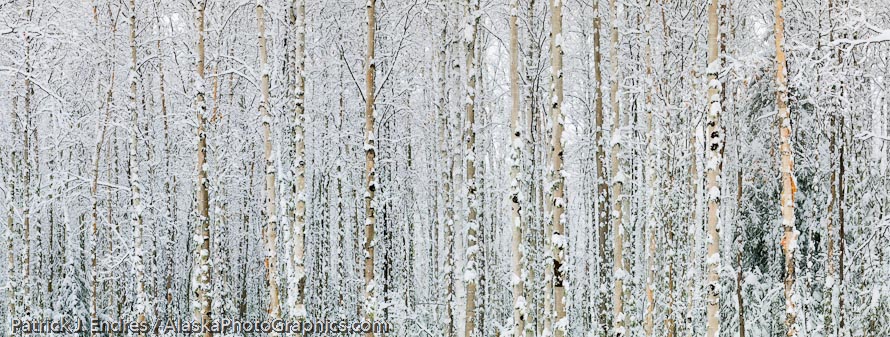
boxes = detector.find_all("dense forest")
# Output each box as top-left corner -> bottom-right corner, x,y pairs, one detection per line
1,0 -> 889,336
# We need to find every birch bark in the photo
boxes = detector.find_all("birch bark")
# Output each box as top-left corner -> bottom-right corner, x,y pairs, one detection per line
363,0 -> 379,332
509,1 -> 527,336
289,0 -> 308,324
548,0 -> 567,334
774,0 -> 798,335
608,0 -> 625,335
127,1 -> 147,334
192,1 -> 213,335
705,1 -> 723,336
255,0 -> 282,321
463,1 -> 481,335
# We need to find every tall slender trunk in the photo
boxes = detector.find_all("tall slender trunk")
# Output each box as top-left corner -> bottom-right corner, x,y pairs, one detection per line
192,1 -> 213,335
463,0 -> 481,335
89,7 -> 116,324
705,1 -> 723,336
727,7 -> 744,337
774,0 -> 798,335
824,37 -> 839,334
438,17 -> 457,337
643,1 -> 658,335
548,0 -> 567,335
592,0 -> 609,334
6,89 -> 19,334
837,118 -> 845,337
109,132 -> 120,320
127,1 -> 147,334
508,0 -> 527,335
438,19 -> 457,337
336,81 -> 347,314
289,0 -> 308,324
685,71 -> 703,337
534,114 -> 545,337
255,0 -> 281,321
523,1 -> 541,334
363,0 -> 379,332
828,4 -> 847,337
736,168 -> 746,337
239,161 -> 256,319
608,0 -> 625,334
157,28 -> 176,317
824,87 -> 838,337
659,5 -> 675,336
89,87 -> 112,325
21,0 -> 34,315
666,163 -> 677,337
47,143 -> 56,301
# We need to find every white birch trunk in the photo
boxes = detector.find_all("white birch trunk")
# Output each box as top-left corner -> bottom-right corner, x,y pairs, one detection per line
705,1 -> 723,336
363,0 -> 379,333
127,1 -> 147,334
548,0 -> 567,335
288,0 -> 308,324
463,1 -> 481,335
508,1 -> 527,335
255,0 -> 282,321
643,1 -> 658,335
608,0 -> 625,335
192,1 -> 213,335
774,0 -> 798,335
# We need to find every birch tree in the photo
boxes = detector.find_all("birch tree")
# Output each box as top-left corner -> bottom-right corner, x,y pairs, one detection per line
463,0 -> 482,336
642,1 -> 657,335
255,0 -> 281,321
127,0 -> 147,333
0,1 -> 887,337
508,0 -> 527,335
437,9 -> 457,336
363,0 -> 379,330
19,0 -> 33,318
608,0 -> 626,335
288,0 -> 308,324
548,0 -> 567,335
704,0 -> 723,336
774,0 -> 798,335
591,0 -> 609,334
192,1 -> 213,334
